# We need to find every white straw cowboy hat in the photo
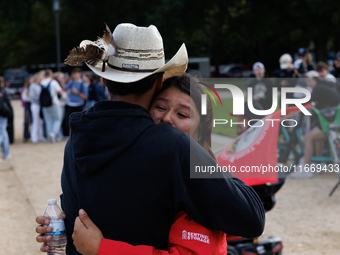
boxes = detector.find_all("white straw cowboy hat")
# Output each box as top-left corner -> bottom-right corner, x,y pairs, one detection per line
65,23 -> 188,83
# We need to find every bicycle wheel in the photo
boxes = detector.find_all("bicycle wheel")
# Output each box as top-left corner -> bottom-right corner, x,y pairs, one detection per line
277,142 -> 300,173
227,246 -> 240,255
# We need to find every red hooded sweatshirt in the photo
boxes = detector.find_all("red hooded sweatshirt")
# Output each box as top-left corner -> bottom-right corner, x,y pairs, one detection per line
98,212 -> 227,255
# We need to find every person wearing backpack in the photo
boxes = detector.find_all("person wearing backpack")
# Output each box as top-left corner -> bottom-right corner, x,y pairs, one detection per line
64,68 -> 88,136
40,69 -> 63,143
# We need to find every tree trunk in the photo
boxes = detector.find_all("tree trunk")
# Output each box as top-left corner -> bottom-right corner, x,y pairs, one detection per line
314,37 -> 328,62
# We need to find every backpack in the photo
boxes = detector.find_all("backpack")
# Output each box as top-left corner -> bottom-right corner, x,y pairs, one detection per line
39,82 -> 52,107
0,93 -> 11,118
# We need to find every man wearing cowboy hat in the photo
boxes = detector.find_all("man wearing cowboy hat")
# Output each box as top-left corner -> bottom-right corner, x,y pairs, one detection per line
36,23 -> 265,254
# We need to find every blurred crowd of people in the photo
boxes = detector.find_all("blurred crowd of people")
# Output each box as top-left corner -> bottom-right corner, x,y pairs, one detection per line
2,47 -> 340,165
247,48 -> 340,111
20,68 -> 110,144
247,48 -> 340,179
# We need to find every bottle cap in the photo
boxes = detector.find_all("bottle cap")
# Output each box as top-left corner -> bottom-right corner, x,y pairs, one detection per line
47,199 -> 57,205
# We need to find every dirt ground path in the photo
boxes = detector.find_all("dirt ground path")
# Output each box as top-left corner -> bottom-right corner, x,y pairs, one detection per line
1,100 -> 340,254
1,100 -> 66,255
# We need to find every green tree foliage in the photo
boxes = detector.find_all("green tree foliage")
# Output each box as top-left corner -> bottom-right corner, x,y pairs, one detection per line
0,0 -> 340,74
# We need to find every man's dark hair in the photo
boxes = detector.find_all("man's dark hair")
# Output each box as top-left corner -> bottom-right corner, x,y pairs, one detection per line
44,69 -> 53,77
105,72 -> 164,96
71,67 -> 82,74
315,61 -> 328,72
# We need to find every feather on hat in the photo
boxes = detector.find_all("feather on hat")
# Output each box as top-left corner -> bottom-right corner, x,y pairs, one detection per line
65,24 -> 117,71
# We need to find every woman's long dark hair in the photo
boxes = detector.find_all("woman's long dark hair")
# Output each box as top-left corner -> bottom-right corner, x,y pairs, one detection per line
158,73 -> 216,161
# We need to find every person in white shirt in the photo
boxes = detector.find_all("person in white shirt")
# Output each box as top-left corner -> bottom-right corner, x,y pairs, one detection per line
40,69 -> 63,143
29,71 -> 45,143
54,72 -> 68,141
293,48 -> 308,77
315,61 -> 336,83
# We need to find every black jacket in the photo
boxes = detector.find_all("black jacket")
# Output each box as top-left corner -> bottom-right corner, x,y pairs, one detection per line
331,66 -> 340,78
311,82 -> 340,109
61,100 -> 265,254
0,87 -> 13,118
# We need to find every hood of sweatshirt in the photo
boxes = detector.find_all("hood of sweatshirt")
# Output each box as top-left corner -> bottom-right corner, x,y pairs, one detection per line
69,100 -> 155,175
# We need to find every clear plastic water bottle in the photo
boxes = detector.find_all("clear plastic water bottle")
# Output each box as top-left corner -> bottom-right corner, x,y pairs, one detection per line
43,199 -> 67,255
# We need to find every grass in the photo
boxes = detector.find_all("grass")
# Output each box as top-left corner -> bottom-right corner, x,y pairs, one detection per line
211,96 -> 281,138
202,78 -> 246,138
212,98 -> 238,138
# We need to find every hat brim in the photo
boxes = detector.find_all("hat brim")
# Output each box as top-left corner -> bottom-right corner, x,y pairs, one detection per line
83,43 -> 188,83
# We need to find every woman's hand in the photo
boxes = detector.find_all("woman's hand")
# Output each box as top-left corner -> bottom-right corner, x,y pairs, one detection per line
73,209 -> 104,255
35,212 -> 66,252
